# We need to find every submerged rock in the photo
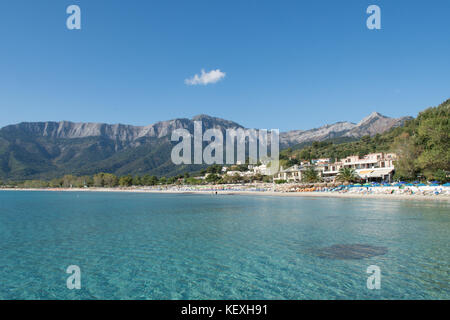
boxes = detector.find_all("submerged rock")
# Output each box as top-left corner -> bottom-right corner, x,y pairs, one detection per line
316,244 -> 388,260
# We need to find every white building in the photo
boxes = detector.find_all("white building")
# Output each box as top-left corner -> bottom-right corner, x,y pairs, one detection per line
321,153 -> 397,182
273,165 -> 308,182
252,164 -> 270,175
274,153 -> 397,183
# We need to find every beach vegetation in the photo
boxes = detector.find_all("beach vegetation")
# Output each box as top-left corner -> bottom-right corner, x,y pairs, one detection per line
142,174 -> 158,185
132,175 -> 142,186
22,180 -> 50,188
184,177 -> 203,185
432,169 -> 448,184
167,176 -> 177,184
205,173 -> 221,184
49,177 -> 63,188
119,175 -> 133,187
392,132 -> 421,181
302,166 -> 321,183
92,173 -> 118,187
206,164 -> 222,174
336,168 -> 359,183
159,177 -> 167,185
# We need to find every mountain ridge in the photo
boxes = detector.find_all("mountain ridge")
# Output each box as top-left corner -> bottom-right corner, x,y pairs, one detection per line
0,112 -> 412,180
2,111 -> 410,143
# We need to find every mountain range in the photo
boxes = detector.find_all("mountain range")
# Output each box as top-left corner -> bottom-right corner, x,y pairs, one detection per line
0,113 -> 411,180
280,112 -> 411,147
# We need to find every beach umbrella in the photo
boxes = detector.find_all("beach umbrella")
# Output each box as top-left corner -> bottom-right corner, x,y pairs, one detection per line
417,183 -> 427,186
353,183 -> 362,187
363,183 -> 371,187
405,183 -> 414,186
443,183 -> 450,187
430,183 -> 439,186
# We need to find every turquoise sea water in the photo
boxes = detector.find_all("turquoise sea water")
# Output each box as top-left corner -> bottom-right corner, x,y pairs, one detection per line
0,191 -> 448,300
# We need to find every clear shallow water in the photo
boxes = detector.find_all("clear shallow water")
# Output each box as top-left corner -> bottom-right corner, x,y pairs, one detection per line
0,191 -> 448,300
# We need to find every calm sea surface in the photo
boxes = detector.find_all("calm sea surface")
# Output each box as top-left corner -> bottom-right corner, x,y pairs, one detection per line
0,191 -> 448,299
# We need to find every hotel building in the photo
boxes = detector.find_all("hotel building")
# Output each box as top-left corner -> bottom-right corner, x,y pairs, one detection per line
274,152 -> 397,183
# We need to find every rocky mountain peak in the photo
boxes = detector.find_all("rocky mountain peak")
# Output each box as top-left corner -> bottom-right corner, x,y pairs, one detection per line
357,111 -> 387,126
279,112 -> 409,147
191,114 -> 243,129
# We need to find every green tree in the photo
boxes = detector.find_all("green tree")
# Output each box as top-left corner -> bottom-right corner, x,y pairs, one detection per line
71,176 -> 85,188
336,167 -> 359,183
62,175 -> 76,188
150,175 -> 159,185
185,177 -> 202,185
298,149 -> 310,161
141,174 -> 151,185
119,175 -> 133,187
93,173 -> 105,187
132,175 -> 142,186
415,101 -> 450,177
302,166 -> 321,183
49,178 -> 63,188
205,173 -> 221,184
251,173 -> 264,182
392,132 -> 421,180
79,175 -> 93,187
361,135 -> 371,144
23,180 -> 49,188
159,177 -> 167,185
206,164 -> 222,174
237,164 -> 248,172
167,176 -> 176,184
102,173 -> 118,187
142,174 -> 158,186
433,169 -> 448,183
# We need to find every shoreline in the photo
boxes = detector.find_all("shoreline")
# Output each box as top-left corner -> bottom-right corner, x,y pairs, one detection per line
2,187 -> 449,202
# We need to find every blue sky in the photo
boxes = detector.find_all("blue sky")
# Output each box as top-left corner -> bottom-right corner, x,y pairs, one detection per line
0,0 -> 449,131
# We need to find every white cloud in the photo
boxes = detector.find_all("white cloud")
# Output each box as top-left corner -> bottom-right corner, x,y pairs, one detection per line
185,69 -> 226,86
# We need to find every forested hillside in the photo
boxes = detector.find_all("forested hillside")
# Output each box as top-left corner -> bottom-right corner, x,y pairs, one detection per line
281,99 -> 449,181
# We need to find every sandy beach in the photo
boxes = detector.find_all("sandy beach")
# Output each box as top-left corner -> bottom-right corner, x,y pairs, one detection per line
2,186 -> 450,201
